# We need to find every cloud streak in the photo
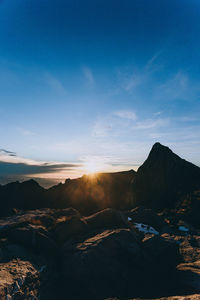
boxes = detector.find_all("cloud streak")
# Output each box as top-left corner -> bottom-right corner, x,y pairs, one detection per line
82,66 -> 94,85
134,118 -> 169,129
0,149 -> 16,156
0,149 -> 82,180
114,110 -> 137,120
43,72 -> 67,94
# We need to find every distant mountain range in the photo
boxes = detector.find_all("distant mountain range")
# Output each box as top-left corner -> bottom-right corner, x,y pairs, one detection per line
0,142 -> 200,225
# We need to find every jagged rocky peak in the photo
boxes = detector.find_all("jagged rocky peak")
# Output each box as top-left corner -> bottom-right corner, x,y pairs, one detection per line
132,142 -> 200,210
142,142 -> 182,166
140,142 -> 200,172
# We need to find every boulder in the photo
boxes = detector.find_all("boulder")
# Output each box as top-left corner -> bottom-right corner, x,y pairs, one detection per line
52,207 -> 81,219
8,225 -> 56,254
84,208 -> 128,231
53,214 -> 88,243
126,206 -> 168,232
62,226 -> 181,299
143,235 -> 181,272
0,259 -> 40,300
62,228 -> 144,299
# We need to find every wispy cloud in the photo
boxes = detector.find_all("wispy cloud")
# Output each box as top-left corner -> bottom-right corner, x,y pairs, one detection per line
17,127 -> 35,136
43,72 -> 67,94
92,119 -> 112,137
156,71 -> 189,100
134,118 -> 170,129
92,111 -> 168,139
117,51 -> 164,93
153,111 -> 163,116
0,149 -> 82,179
145,50 -> 164,72
125,75 -> 143,92
82,66 -> 94,85
114,110 -> 137,120
0,149 -> 16,156
178,116 -> 199,122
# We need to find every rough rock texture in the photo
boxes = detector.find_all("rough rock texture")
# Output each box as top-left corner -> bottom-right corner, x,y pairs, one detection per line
0,206 -> 199,299
0,259 -> 40,300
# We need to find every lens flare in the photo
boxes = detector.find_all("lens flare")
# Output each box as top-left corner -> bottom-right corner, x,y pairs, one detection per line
84,157 -> 106,174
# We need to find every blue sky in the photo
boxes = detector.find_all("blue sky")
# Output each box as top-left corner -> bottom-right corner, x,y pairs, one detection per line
0,0 -> 200,186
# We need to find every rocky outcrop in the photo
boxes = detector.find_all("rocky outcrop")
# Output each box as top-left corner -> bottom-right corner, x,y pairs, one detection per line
0,207 -> 185,299
126,206 -> 168,232
53,214 -> 88,243
62,227 -> 180,299
0,259 -> 40,300
84,208 -> 128,230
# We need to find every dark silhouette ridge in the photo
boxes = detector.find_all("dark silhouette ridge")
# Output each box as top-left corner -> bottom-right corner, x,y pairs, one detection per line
46,169 -> 135,214
0,143 -> 199,220
0,170 -> 135,217
0,179 -> 46,216
132,142 -> 200,210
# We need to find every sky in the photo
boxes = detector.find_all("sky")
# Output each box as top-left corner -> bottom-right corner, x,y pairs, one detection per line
0,0 -> 200,187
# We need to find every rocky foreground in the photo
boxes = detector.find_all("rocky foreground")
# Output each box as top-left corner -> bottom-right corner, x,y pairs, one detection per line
0,206 -> 200,300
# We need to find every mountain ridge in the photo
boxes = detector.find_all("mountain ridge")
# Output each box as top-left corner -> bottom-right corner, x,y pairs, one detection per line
0,142 -> 199,219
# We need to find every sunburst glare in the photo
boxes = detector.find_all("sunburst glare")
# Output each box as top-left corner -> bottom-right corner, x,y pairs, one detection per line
83,157 -> 108,174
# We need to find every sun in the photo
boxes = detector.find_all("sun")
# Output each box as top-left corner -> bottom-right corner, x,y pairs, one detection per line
84,161 -> 101,174
84,157 -> 106,174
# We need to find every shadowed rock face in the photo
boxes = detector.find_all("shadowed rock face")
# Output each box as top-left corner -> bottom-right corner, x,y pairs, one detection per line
132,143 -> 200,210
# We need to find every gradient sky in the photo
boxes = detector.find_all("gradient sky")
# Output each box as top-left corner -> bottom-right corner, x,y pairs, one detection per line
0,0 -> 200,186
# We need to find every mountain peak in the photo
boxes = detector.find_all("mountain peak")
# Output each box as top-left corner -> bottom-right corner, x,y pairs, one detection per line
132,143 -> 200,210
150,142 -> 174,155
152,142 -> 162,148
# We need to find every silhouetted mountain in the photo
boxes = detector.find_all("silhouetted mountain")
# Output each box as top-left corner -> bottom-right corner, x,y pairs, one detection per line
132,142 -> 200,210
47,170 -> 135,215
0,143 -> 200,218
0,179 -> 46,216
0,170 -> 135,217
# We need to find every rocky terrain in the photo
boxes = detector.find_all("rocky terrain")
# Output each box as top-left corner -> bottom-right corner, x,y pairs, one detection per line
0,206 -> 199,299
0,142 -> 200,299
